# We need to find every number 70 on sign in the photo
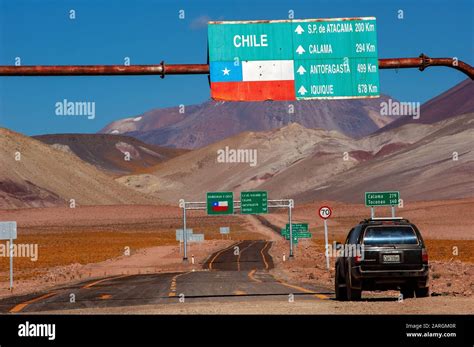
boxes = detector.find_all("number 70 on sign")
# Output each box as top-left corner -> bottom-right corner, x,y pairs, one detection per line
318,206 -> 332,219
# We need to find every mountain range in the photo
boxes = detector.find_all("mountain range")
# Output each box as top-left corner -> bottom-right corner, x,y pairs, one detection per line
33,133 -> 187,175
1,79 -> 472,208
0,129 -> 160,208
116,113 -> 473,204
99,95 -> 400,148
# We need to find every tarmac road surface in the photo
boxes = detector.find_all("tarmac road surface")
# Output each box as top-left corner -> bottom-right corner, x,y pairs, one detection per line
0,240 -> 332,313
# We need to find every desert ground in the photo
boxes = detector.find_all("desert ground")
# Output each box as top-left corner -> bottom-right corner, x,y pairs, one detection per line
0,199 -> 472,313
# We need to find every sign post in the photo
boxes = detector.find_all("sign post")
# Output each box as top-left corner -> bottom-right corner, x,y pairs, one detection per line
318,206 -> 332,270
365,191 -> 400,218
183,203 -> 188,261
0,221 -> 17,290
289,200 -> 294,257
220,227 -> 230,240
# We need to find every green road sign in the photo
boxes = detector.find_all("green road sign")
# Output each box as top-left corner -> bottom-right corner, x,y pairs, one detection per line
365,191 -> 400,206
207,192 -> 234,215
240,191 -> 268,214
282,231 -> 312,238
208,17 -> 379,101
281,223 -> 311,239
285,223 -> 309,233
280,232 -> 300,243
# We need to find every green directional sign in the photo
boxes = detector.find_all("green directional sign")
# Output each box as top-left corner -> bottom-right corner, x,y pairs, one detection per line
240,191 -> 268,214
365,191 -> 400,207
208,17 -> 379,101
207,192 -> 234,215
281,223 -> 311,239
285,223 -> 309,233
280,231 -> 301,243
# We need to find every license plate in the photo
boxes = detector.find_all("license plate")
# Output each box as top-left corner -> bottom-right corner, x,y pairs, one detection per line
383,254 -> 400,263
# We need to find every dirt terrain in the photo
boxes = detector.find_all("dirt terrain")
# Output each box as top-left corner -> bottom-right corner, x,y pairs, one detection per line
0,205 -> 263,297
43,296 -> 474,315
0,200 -> 471,313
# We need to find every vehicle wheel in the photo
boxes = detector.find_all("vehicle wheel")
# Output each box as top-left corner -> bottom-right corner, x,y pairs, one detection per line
346,285 -> 361,301
335,266 -> 348,301
346,269 -> 361,301
415,287 -> 430,298
400,287 -> 415,299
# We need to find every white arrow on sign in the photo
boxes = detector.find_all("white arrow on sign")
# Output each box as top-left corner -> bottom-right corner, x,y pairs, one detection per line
295,25 -> 304,35
296,65 -> 306,75
298,86 -> 307,95
295,45 -> 305,55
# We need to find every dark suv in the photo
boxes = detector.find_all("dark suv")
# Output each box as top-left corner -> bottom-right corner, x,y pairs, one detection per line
335,218 -> 429,301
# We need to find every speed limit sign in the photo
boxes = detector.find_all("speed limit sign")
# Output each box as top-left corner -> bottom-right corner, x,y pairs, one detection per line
318,206 -> 332,219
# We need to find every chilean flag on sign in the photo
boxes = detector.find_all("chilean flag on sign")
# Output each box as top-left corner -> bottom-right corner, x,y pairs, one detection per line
210,60 -> 296,101
212,200 -> 229,212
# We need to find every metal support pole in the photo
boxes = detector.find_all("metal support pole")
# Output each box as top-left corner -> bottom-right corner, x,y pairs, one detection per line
289,203 -> 293,258
183,204 -> 188,261
323,220 -> 330,270
9,238 -> 13,290
371,207 -> 375,219
391,206 -> 396,218
0,55 -> 472,79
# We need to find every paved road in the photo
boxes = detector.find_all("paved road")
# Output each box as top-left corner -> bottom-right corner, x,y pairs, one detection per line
0,240 -> 332,313
203,240 -> 274,271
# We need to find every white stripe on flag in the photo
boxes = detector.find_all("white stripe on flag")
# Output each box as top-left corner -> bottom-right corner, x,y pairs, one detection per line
242,60 -> 295,82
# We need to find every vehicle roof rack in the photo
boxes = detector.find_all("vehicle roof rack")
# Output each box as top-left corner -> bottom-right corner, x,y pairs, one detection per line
359,217 -> 410,224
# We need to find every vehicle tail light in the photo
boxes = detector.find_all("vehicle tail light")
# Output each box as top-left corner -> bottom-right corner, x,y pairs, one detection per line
355,255 -> 362,264
422,248 -> 429,263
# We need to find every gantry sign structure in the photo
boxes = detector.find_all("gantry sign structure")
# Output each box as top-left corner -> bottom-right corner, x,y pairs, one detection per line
179,193 -> 301,261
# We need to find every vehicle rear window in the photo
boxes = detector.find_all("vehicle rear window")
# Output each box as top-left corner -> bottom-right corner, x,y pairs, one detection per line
363,226 -> 418,245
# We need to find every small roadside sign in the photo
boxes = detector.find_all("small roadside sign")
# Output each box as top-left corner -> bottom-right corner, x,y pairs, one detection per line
281,223 -> 311,239
219,227 -> 230,234
0,221 -> 17,290
365,191 -> 400,206
176,229 -> 193,241
317,207 -> 332,270
0,221 -> 17,240
318,206 -> 332,219
188,234 -> 205,243
284,223 -> 308,233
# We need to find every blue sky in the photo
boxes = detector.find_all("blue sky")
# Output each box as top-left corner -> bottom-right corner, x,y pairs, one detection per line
0,0 -> 472,135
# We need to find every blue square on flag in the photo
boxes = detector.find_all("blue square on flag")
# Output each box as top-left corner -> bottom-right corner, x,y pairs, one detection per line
210,61 -> 243,82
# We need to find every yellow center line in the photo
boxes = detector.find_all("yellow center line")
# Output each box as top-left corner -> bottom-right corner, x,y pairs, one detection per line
99,294 -> 112,300
260,241 -> 270,270
248,269 -> 261,283
82,274 -> 131,289
275,279 -> 329,300
168,271 -> 191,297
233,290 -> 247,295
208,241 -> 243,270
10,292 -> 58,313
237,241 -> 257,271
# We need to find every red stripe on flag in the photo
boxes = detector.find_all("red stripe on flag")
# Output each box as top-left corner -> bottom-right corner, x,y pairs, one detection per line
212,206 -> 229,212
211,80 -> 296,101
